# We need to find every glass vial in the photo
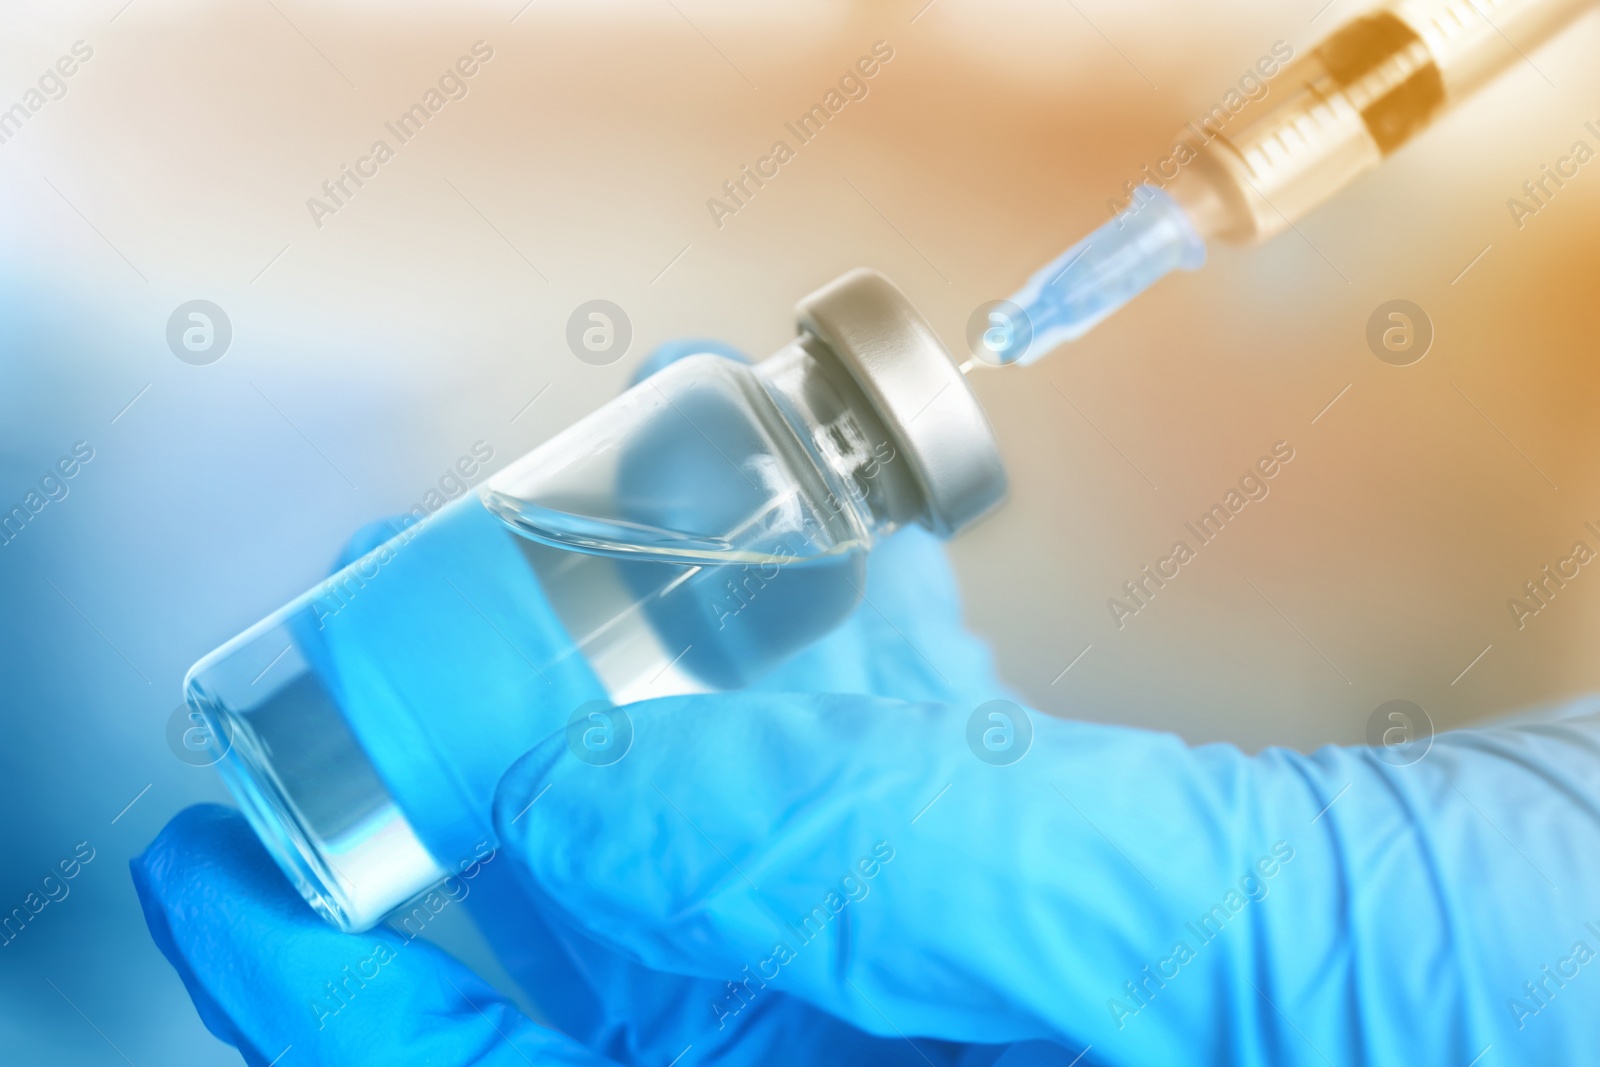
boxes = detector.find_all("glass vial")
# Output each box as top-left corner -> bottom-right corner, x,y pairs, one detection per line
184,269 -> 1006,931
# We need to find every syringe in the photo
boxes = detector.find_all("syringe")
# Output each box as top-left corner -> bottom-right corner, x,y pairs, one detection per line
990,0 -> 1597,366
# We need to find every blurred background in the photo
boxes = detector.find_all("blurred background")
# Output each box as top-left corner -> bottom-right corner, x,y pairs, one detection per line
4,0 -> 1600,1060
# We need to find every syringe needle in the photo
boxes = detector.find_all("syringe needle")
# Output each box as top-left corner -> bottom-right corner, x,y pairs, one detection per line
998,186 -> 1206,366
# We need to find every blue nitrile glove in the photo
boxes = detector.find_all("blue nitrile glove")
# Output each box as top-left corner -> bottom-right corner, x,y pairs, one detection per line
133,340 -> 1013,1066
498,685 -> 1600,1066
133,521 -> 1015,1066
135,338 -> 1600,1065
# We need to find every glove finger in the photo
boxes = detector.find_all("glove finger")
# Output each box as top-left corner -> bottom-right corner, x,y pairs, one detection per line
494,692 -> 1078,1047
131,804 -> 622,1067
492,691 -> 1285,1055
458,847 -> 985,1067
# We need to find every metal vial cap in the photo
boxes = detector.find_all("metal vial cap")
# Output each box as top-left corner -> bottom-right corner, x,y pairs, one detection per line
797,268 -> 1008,538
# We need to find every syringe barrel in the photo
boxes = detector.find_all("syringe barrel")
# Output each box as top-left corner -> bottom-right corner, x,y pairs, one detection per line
1398,0 -> 1593,98
1171,0 -> 1595,244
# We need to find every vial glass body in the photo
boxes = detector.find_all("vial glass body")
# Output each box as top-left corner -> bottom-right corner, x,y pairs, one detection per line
187,344 -> 922,931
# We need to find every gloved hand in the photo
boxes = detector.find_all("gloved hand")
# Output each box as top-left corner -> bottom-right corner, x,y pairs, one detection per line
134,515 -> 1016,1066
135,344 -> 1600,1066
